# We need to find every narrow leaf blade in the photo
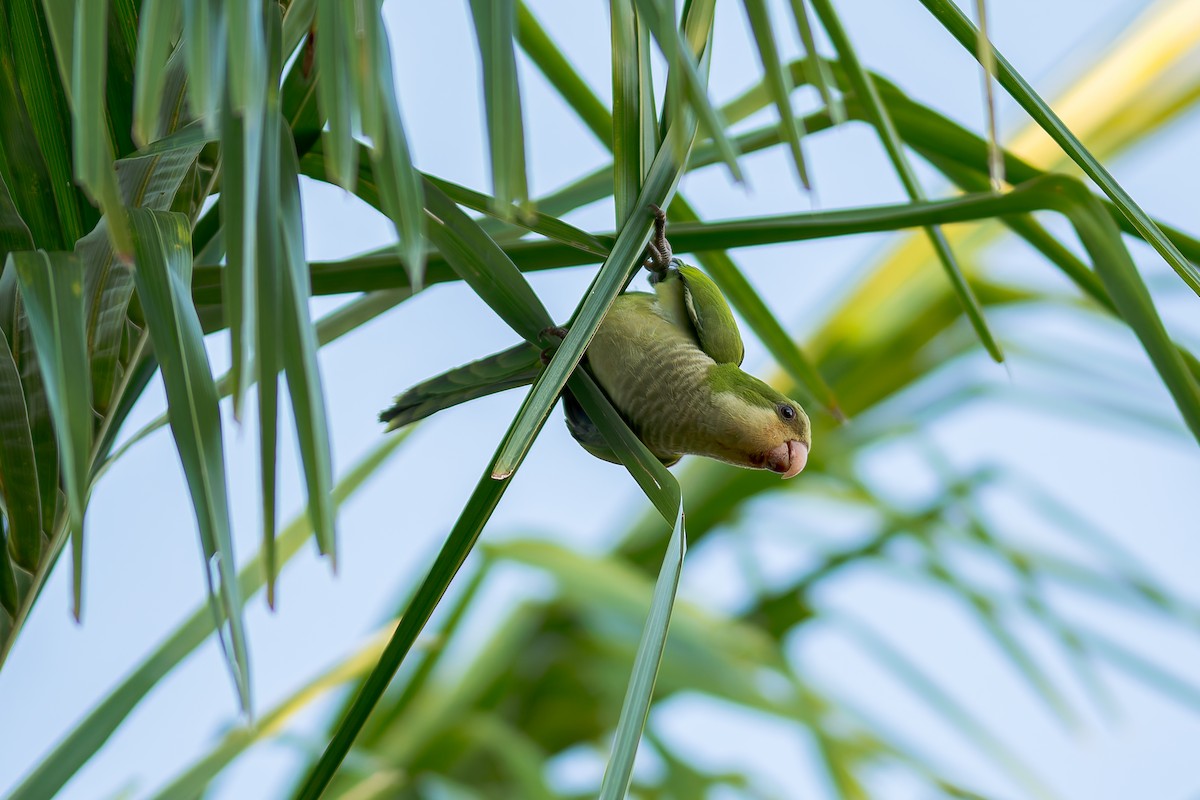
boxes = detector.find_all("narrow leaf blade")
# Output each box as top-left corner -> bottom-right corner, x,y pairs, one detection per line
277,119 -> 337,562
599,518 -> 684,800
255,126 -> 282,606
293,448 -> 514,797
633,0 -> 743,183
741,0 -> 810,187
610,0 -> 643,226
809,0 -> 1003,363
182,0 -> 226,132
254,1 -> 286,602
468,0 -> 531,219
131,0 -> 180,146
915,0 -> 1200,296
218,86 -> 261,421
0,171 -> 33,273
1,0 -> 92,248
72,0 -> 133,256
1059,184 -> 1200,447
426,175 -> 608,257
10,250 -> 90,617
358,3 -> 426,287
787,0 -> 845,124
0,326 -> 42,570
421,177 -> 553,341
128,208 -> 251,712
314,0 -> 356,189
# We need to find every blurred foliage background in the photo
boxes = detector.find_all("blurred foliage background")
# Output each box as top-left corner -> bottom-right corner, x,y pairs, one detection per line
1,0 -> 1199,798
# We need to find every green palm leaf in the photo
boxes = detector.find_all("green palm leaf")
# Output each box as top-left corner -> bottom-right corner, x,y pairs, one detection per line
9,251 -> 90,618
127,208 -> 251,712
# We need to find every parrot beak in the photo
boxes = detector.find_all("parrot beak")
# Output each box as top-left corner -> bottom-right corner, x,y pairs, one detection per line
765,440 -> 808,479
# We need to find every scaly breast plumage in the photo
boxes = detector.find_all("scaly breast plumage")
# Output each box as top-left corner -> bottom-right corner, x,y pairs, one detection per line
586,296 -> 715,457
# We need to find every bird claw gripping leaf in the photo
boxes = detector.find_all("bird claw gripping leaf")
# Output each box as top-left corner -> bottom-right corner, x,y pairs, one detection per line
539,326 -> 568,365
643,203 -> 674,276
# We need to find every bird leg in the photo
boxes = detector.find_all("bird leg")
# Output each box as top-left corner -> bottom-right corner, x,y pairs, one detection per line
642,204 -> 673,279
539,325 -> 569,365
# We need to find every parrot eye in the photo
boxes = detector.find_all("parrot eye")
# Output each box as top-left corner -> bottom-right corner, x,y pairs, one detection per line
778,404 -> 796,421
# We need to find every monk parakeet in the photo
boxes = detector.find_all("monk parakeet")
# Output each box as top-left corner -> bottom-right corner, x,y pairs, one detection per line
379,206 -> 811,478
557,206 -> 811,478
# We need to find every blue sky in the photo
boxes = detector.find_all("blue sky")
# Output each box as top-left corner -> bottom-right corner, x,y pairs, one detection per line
2,0 -> 1198,798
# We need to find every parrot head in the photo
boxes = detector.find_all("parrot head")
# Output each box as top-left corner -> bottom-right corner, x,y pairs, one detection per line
705,364 -> 812,479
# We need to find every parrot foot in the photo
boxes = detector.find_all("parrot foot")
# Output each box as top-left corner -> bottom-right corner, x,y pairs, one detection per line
643,203 -> 674,278
539,326 -> 569,365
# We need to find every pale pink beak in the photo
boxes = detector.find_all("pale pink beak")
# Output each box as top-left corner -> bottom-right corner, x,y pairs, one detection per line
764,440 -> 808,479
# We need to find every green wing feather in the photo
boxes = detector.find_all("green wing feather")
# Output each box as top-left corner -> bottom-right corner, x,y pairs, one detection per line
379,342 -> 542,431
562,385 -> 681,468
676,264 -> 744,366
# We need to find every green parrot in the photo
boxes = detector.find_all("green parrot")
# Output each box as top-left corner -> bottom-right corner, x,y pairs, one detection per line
380,205 -> 811,478
557,205 -> 811,478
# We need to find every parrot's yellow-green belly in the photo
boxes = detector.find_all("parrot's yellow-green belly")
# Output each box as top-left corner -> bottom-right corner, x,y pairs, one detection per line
586,293 -> 719,458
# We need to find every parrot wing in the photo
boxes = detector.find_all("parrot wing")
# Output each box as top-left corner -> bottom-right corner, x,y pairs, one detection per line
677,265 -> 744,366
563,386 -> 681,468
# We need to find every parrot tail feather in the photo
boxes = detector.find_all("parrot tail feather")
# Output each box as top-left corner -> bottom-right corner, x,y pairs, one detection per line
379,342 -> 542,431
